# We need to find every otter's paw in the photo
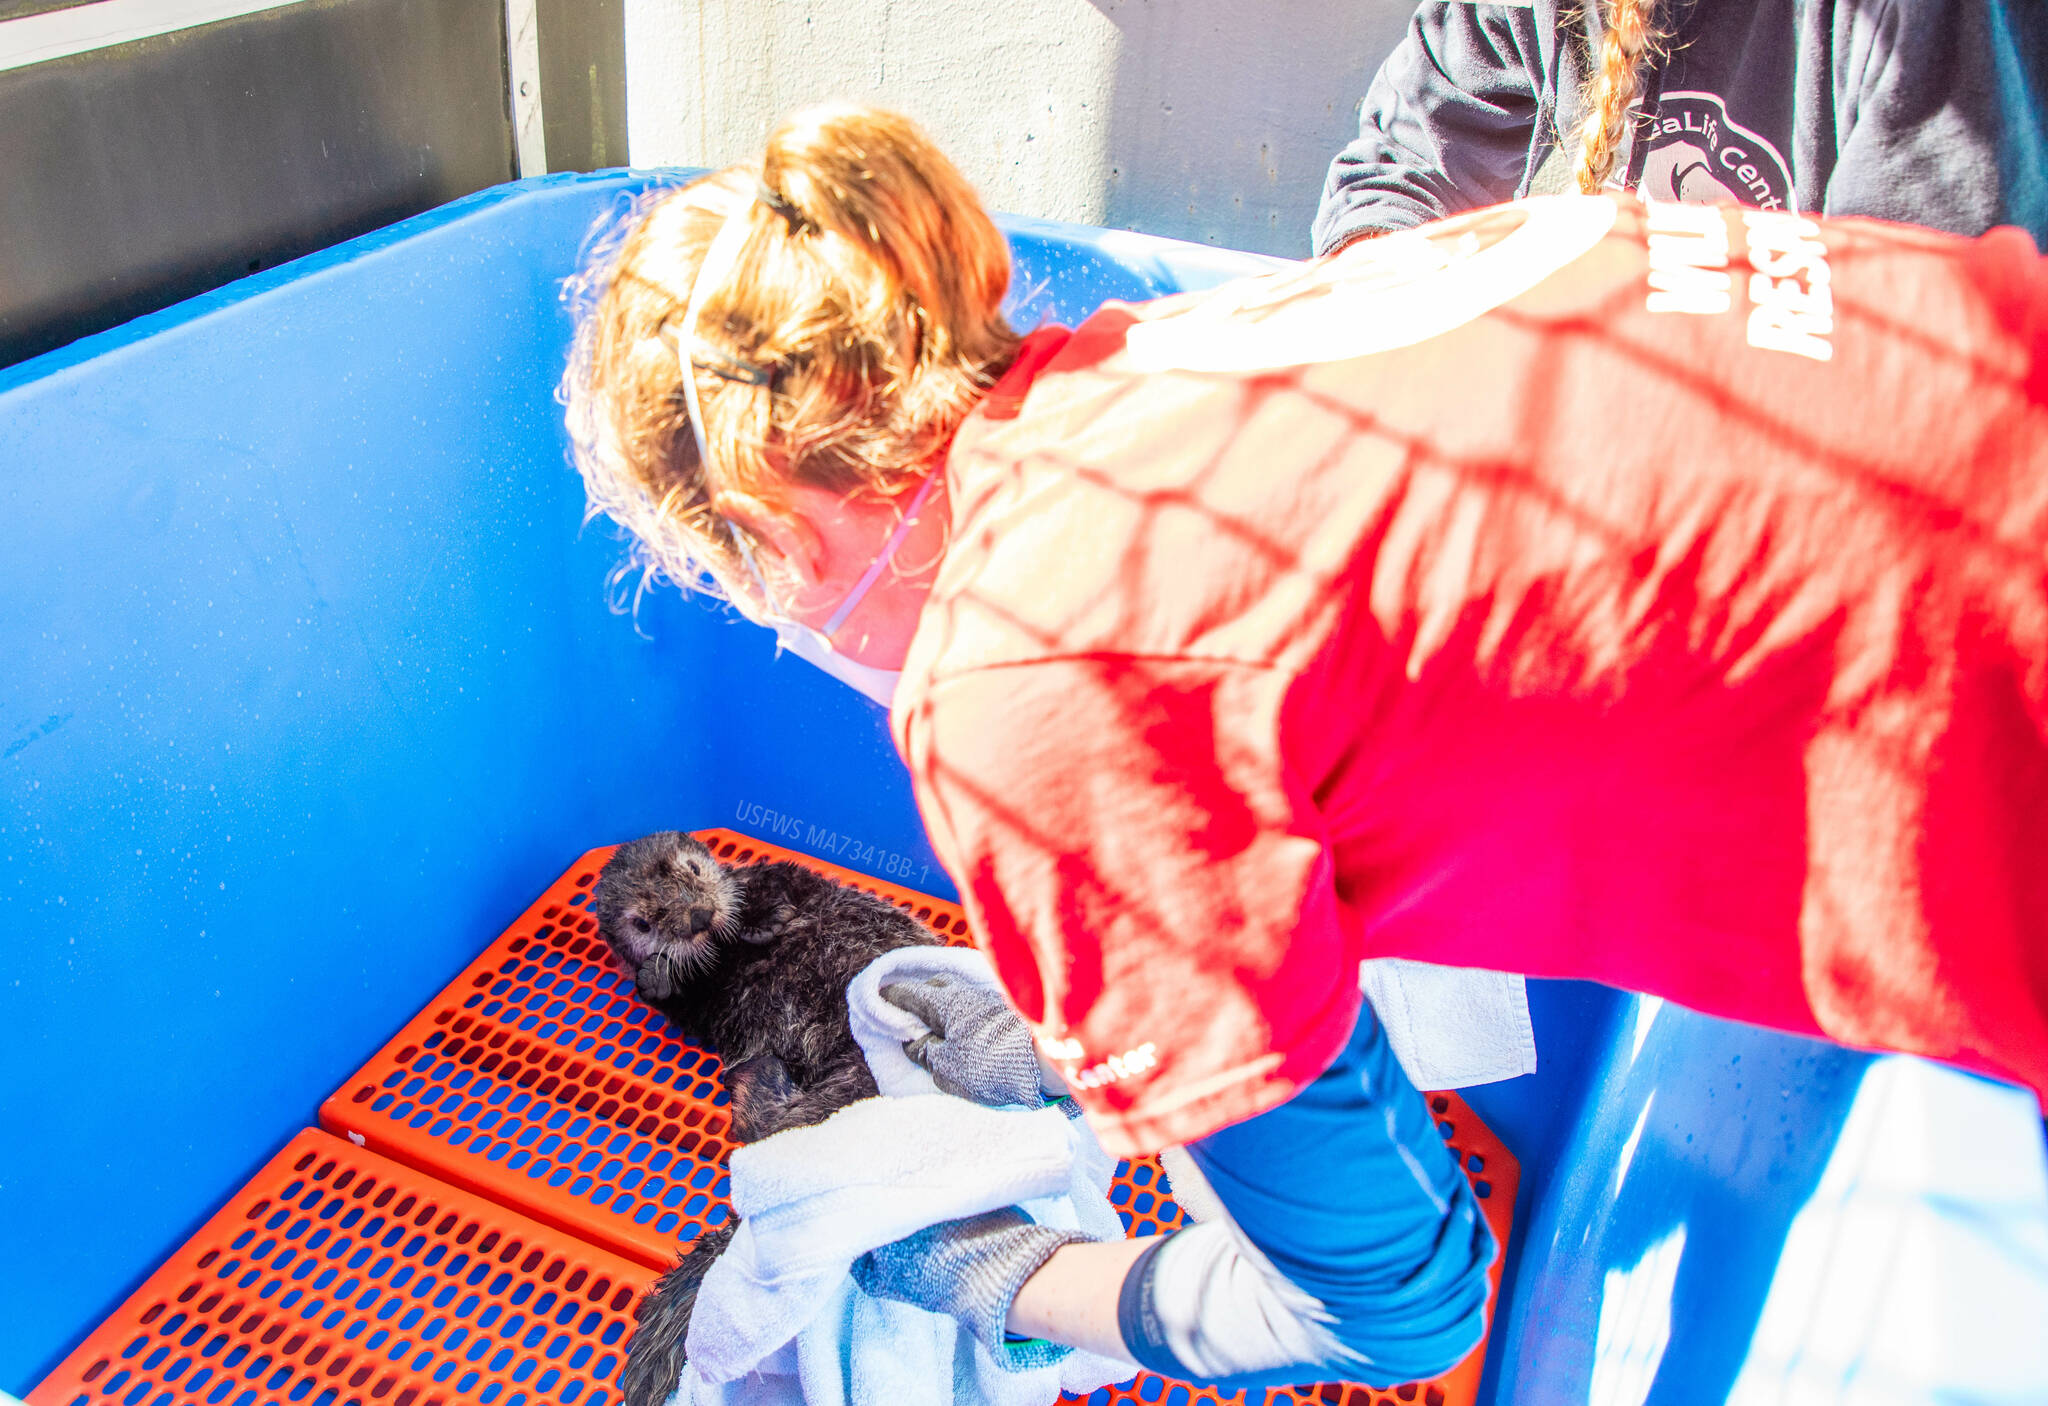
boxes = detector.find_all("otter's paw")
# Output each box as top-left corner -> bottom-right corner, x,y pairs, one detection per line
634,950 -> 682,1001
739,903 -> 803,947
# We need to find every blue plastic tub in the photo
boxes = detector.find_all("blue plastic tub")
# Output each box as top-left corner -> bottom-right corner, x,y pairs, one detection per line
5,172 -> 2044,1403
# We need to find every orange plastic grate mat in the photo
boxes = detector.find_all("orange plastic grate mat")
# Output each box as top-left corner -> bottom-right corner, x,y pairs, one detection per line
317,831 -> 975,1270
30,1129 -> 654,1406
318,828 -> 1517,1406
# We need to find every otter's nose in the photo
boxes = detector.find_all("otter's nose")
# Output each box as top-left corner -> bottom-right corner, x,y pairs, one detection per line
687,907 -> 713,936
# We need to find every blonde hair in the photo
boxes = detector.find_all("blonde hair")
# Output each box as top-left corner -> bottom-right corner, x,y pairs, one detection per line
1572,0 -> 1663,194
560,104 -> 1020,598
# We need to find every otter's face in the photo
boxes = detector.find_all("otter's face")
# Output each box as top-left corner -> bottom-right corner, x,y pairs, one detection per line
594,831 -> 741,999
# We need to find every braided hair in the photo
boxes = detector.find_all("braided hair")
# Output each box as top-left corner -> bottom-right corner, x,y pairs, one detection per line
1572,0 -> 1664,194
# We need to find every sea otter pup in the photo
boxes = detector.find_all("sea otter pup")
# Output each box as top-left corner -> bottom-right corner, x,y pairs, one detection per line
594,830 -> 944,1406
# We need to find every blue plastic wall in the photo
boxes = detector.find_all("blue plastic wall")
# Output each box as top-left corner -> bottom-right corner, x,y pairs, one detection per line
5,172 -> 2038,1401
0,171 -> 1290,1388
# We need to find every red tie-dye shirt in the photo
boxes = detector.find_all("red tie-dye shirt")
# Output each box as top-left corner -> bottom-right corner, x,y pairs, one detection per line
892,195 -> 2048,1157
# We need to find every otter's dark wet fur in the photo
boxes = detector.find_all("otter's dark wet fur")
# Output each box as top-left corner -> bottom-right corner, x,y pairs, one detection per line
615,1222 -> 731,1406
594,830 -> 944,1140
594,829 -> 943,1405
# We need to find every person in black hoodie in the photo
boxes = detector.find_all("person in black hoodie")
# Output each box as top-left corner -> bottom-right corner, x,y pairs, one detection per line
1313,0 -> 2048,255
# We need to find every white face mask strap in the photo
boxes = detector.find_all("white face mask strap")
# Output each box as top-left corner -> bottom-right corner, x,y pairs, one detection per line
819,469 -> 942,638
726,528 -> 778,623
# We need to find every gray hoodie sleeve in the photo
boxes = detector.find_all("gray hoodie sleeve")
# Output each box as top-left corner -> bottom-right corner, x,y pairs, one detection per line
1815,0 -> 2048,242
1312,3 -> 1556,256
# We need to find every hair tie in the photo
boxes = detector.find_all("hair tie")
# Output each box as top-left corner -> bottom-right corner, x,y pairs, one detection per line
755,181 -> 811,235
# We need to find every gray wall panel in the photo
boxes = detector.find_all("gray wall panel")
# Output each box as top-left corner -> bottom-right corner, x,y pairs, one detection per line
0,0 -> 102,21
539,0 -> 626,172
621,0 -> 1415,260
0,0 -> 516,368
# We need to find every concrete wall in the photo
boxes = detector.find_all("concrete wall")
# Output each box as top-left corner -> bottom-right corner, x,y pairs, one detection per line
622,0 -> 1415,259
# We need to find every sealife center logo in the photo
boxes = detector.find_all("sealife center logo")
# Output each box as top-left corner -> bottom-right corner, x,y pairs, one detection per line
1632,91 -> 1795,211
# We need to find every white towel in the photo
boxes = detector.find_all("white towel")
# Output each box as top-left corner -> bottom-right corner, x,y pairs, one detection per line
669,948 -> 1132,1406
1357,958 -> 1537,1091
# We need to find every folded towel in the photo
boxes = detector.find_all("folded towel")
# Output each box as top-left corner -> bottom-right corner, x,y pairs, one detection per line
1358,957 -> 1536,1091
670,948 -> 1132,1406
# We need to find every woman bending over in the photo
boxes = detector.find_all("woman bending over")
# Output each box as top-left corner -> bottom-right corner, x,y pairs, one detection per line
564,105 -> 2048,1387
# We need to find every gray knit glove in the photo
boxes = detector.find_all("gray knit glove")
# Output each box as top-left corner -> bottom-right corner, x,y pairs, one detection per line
880,977 -> 1069,1109
851,1208 -> 1085,1370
